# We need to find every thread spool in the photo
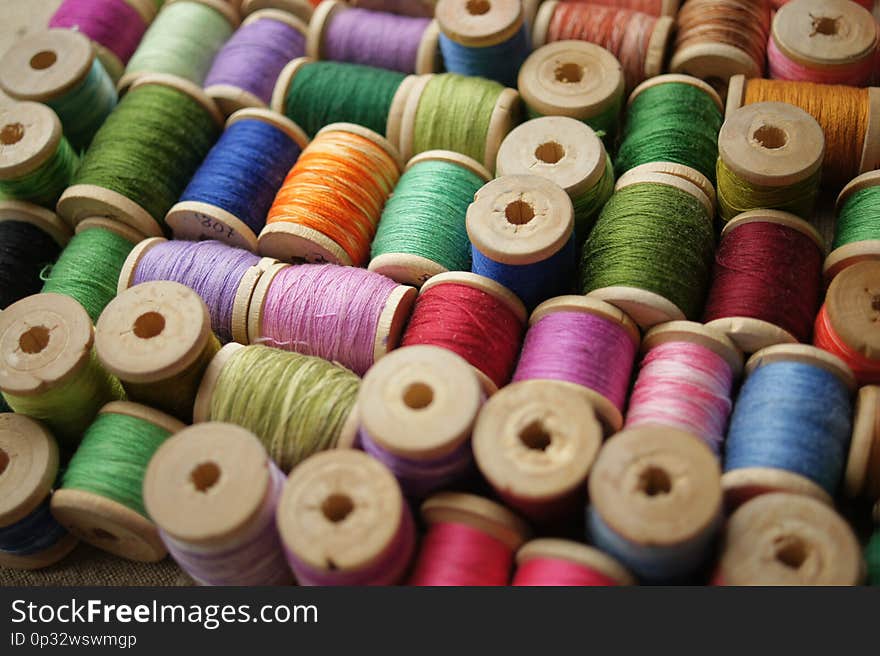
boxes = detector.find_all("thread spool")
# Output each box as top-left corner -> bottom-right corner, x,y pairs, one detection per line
358,345 -> 481,498
309,1 -> 440,75
467,175 -> 575,310
826,171 -> 880,279
167,109 -> 308,251
241,0 -> 316,22
0,201 -> 69,310
0,30 -> 117,152
844,386 -> 880,501
815,261 -> 880,386
0,103 -> 77,210
348,0 -> 437,17
260,123 -> 402,266
715,493 -> 864,586
119,0 -> 239,91
726,75 -> 880,186
369,151 -> 490,286
588,426 -> 723,583
496,116 -> 613,244
512,296 -> 639,433
716,102 -> 824,223
57,74 -> 223,238
669,0 -> 771,84
204,10 -> 307,116
143,422 -> 293,585
0,294 -> 124,449
533,2 -> 674,92
473,380 -> 603,523
401,272 -> 527,393
722,344 -> 857,508
409,492 -> 530,586
50,402 -> 182,562
399,72 -> 522,173
277,449 -> 416,585
769,0 -> 877,87
513,539 -> 635,586
194,343 -> 360,471
0,415 -> 78,570
626,321 -> 742,454
580,168 -> 715,329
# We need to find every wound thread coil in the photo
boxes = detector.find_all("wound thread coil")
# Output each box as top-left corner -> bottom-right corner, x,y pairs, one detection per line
513,539 -> 635,586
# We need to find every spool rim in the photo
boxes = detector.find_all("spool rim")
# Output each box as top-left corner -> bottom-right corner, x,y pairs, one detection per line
420,491 -> 530,551
372,285 -> 417,363
845,385 -> 880,500
269,57 -> 312,116
75,216 -> 146,244
242,8 -> 309,34
165,201 -> 259,252
643,320 -> 743,376
435,0 -> 524,48
721,209 -> 825,252
192,342 -> 244,423
305,0 -> 344,61
116,237 -> 167,294
0,29 -> 94,102
257,222 -> 354,266
420,271 -> 528,324
704,317 -> 798,356
56,185 -> 164,239
824,260 -> 880,362
240,0 -> 315,23
226,106 -> 311,150
745,344 -> 857,392
627,73 -> 724,113
0,414 -> 58,527
126,73 -> 225,128
406,149 -> 492,182
0,101 -> 62,181
823,241 -> 880,281
416,20 -> 443,75
516,538 -> 635,585
586,287 -> 687,331
615,162 -> 716,214
315,122 -> 404,172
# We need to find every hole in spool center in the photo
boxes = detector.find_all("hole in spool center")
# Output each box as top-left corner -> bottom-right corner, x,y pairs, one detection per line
0,123 -> 24,145
466,0 -> 490,15
190,462 -> 221,492
505,200 -> 535,226
322,494 -> 354,523
639,466 -> 672,497
133,312 -> 166,339
752,125 -> 787,150
535,141 -> 566,165
812,15 -> 840,36
871,294 -> 880,313
19,326 -> 50,354
403,382 -> 434,410
91,528 -> 119,543
774,535 -> 808,569
29,50 -> 57,70
519,420 -> 552,451
555,62 -> 583,84
0,449 -> 8,477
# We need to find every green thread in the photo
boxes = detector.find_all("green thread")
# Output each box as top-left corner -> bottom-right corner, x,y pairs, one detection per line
48,59 -> 117,151
70,83 -> 218,224
284,61 -> 405,138
616,82 -> 722,184
0,395 -> 9,413
833,185 -> 880,250
61,411 -> 172,517
210,345 -> 360,472
580,182 -> 715,319
868,526 -> 880,586
0,136 -> 78,208
526,96 -> 622,149
571,155 -> 615,243
716,158 -> 821,223
41,227 -> 134,322
413,74 -> 505,165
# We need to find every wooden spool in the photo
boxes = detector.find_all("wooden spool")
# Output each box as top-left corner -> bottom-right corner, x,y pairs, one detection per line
617,161 -> 717,212
421,491 -> 531,553
845,385 -> 880,502
241,0 -> 315,23
820,260 -> 880,374
642,320 -> 743,377
0,101 -> 64,186
0,414 -> 78,570
435,0 -> 523,48
0,200 -> 71,248
515,538 -> 635,586
827,170 -> 880,280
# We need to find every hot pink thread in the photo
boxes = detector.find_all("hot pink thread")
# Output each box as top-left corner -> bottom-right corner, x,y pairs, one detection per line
513,557 -> 620,586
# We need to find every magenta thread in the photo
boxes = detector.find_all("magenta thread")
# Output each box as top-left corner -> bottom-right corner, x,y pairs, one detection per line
324,8 -> 432,73
767,36 -> 876,87
49,0 -> 147,64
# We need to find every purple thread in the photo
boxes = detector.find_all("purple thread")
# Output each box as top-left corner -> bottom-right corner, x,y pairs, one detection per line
50,0 -> 147,64
324,8 -> 431,74
513,311 -> 637,410
204,17 -> 306,105
132,240 -> 260,343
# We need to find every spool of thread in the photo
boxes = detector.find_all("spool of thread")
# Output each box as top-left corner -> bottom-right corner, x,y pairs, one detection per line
512,295 -> 639,433
496,116 -> 613,244
51,402 -> 182,562
513,539 -> 635,586
616,74 -> 723,184
96,281 -> 220,423
587,426 -> 723,583
204,10 -> 307,116
704,211 -> 824,354
715,493 -> 864,586
57,75 -> 223,238
308,1 -> 439,75
626,321 -> 742,455
0,30 -> 117,152
144,422 -> 293,585
716,102 -> 824,224
194,343 -> 360,471
815,261 -> 880,386
723,344 -> 856,508
0,414 -> 78,570
347,0 -> 436,17
401,272 -> 527,393
167,109 -> 308,251
827,171 -> 880,280
0,103 -> 78,209
670,0 -> 771,83
0,294 -> 125,449
533,2 -> 674,92
247,263 -> 415,376
580,168 -> 715,329
726,75 -> 880,186
769,0 -> 877,87
409,492 -> 530,586
119,238 -> 264,344
473,379 -> 603,524
369,150 -> 490,286
0,201 -> 69,310
261,123 -> 402,266
277,449 -> 416,585
358,345 -> 482,498
467,175 -> 575,310
399,72 -> 522,173
271,57 -> 410,140
844,386 -> 880,501
119,0 -> 239,91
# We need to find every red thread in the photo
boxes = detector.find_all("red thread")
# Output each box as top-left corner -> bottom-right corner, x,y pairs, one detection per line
814,305 -> 880,385
513,557 -> 620,586
408,522 -> 513,586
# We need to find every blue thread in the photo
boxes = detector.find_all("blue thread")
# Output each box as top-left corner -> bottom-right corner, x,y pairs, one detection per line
47,59 -> 117,152
439,25 -> 530,88
0,499 -> 69,556
178,118 -> 303,234
724,361 -> 852,495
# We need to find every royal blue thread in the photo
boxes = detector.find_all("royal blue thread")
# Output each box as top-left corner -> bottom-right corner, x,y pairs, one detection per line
438,25 -> 530,88
0,499 -> 69,556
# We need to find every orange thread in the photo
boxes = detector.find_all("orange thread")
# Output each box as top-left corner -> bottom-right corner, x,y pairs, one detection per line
814,305 -> 880,385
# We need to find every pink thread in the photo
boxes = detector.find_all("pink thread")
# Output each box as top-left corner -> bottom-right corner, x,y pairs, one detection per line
50,0 -> 148,64
512,311 -> 637,412
409,522 -> 513,586
564,0 -> 668,16
768,34 -> 876,87
513,557 -> 620,586
625,341 -> 735,454
258,264 -> 402,376
324,8 -> 432,74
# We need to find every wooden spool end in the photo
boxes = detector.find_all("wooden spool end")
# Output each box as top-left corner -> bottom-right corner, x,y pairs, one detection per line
618,161 -> 716,212
0,101 -> 62,181
643,320 -> 743,377
484,87 -> 522,173
116,236 -> 166,294
373,284 -> 417,362
435,0 -> 523,48
845,385 -> 880,501
822,260 -> 880,365
472,379 -> 604,517
306,0 -> 346,60
721,468 -> 833,510
269,56 -> 312,116
387,75 -> 420,150
725,74 -> 746,117
827,172 -> 880,279
166,201 -> 257,252
0,414 -> 59,527
421,491 -> 530,551
57,185 -> 163,239
244,261 -> 289,344
416,20 -> 442,75
397,74 -> 433,162
516,538 -> 635,586
125,0 -> 160,23
193,342 -> 244,423
75,217 -> 147,244
717,492 -> 864,585
643,17 -> 674,79
0,200 -> 71,247
530,0 -> 556,49
669,42 -> 762,85
241,0 -> 315,23
127,73 -> 224,127
0,29 -> 95,103
861,87 -> 880,175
